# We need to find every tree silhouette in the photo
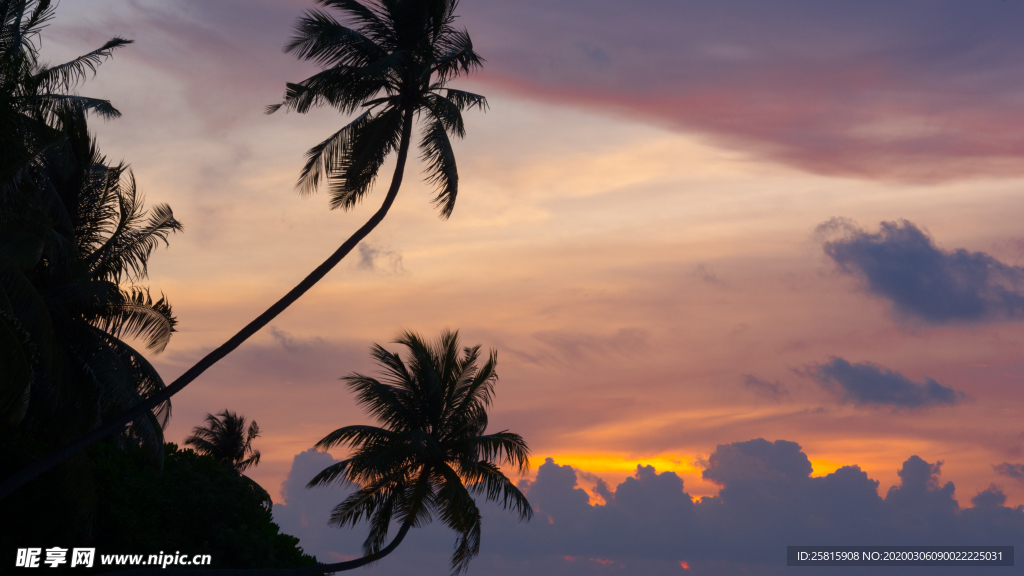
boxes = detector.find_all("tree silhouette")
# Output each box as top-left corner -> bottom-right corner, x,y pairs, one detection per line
306,330 -> 531,574
185,410 -> 262,474
1,0 -> 488,499
107,331 -> 530,576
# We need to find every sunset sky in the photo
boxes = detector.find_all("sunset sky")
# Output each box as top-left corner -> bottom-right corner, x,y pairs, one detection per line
48,1 -> 1024,573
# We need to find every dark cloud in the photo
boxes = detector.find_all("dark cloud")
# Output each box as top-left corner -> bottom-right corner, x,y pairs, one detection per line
971,485 -> 1007,509
272,439 -> 1024,575
822,219 -> 1024,324
742,375 -> 789,402
993,462 -> 1024,482
810,357 -> 965,409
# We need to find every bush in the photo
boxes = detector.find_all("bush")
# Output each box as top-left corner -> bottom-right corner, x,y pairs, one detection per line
2,439 -> 320,572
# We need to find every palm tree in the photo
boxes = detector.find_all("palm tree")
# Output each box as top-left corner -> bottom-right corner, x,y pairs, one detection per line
2,108 -> 180,462
185,410 -> 262,474
107,331 -> 530,576
307,330 -> 531,574
1,0 -> 489,499
0,0 -> 130,196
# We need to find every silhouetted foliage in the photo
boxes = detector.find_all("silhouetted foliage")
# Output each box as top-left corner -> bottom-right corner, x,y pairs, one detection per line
0,440 -> 319,572
1,0 -> 492,498
0,0 -> 181,522
307,329 -> 532,574
186,410 -> 263,474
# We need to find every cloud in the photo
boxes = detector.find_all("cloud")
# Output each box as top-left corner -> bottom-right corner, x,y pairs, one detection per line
822,219 -> 1024,324
531,328 -> 649,362
809,357 -> 965,409
692,264 -> 725,286
972,485 -> 1008,509
458,0 -> 1024,181
993,462 -> 1024,482
153,328 -> 371,387
55,0 -> 1024,181
356,243 -> 405,275
272,439 -> 1024,575
742,375 -> 789,402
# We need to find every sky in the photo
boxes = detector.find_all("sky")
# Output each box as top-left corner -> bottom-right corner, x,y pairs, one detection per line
46,0 -> 1024,573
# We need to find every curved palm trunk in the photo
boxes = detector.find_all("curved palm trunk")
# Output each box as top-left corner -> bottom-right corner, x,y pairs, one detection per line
0,109 -> 416,501
107,521 -> 413,576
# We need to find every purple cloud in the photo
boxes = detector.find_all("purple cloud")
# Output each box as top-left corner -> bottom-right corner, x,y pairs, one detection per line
810,357 -> 966,409
272,438 -> 1023,575
823,220 -> 1024,324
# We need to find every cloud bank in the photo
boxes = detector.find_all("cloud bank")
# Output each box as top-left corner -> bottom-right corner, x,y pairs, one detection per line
823,219 -> 1024,324
55,0 -> 1024,181
273,439 -> 1023,575
460,0 -> 1024,181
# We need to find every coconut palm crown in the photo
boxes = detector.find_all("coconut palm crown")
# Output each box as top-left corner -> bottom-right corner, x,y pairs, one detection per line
309,330 -> 531,575
185,410 -> 262,474
268,0 -> 486,217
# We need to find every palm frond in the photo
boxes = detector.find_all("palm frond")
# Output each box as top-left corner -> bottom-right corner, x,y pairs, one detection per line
91,326 -> 170,426
317,0 -> 396,47
344,371 -> 417,431
423,92 -> 465,138
314,424 -> 397,450
442,88 -> 487,113
431,28 -> 482,83
184,410 -> 262,473
94,286 -> 176,352
295,111 -> 369,197
464,461 -> 532,521
328,104 -> 404,209
472,431 -> 530,473
436,464 -> 482,574
307,458 -> 354,488
285,9 -> 385,67
419,118 -> 458,218
34,37 -> 133,92
23,93 -> 121,119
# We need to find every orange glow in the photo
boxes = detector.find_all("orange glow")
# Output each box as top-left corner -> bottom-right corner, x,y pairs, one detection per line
680,560 -> 691,570
542,453 -> 702,475
809,459 -> 846,477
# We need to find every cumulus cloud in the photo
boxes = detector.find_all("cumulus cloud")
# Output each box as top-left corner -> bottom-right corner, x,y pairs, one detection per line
809,357 -> 965,409
822,219 -> 1024,324
272,439 -> 1023,576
